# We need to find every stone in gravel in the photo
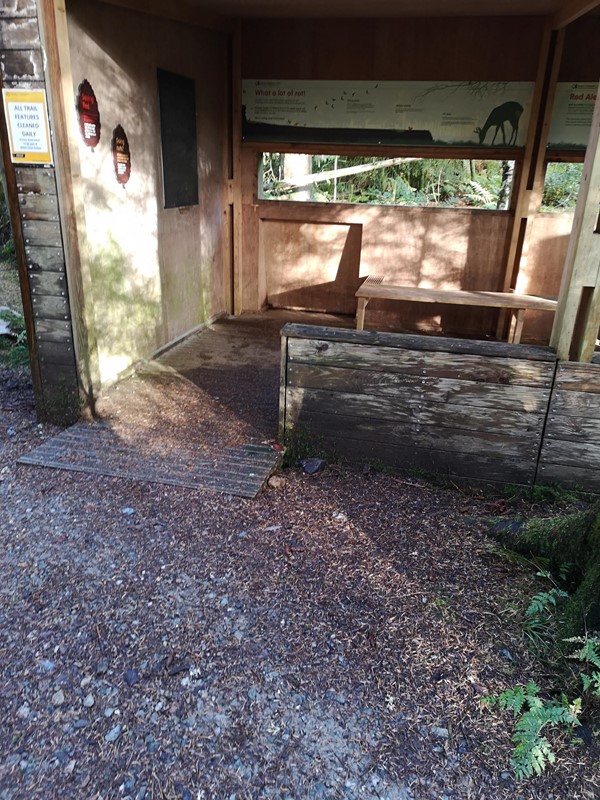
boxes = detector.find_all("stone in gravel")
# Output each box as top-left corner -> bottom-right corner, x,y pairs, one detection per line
124,668 -> 140,686
38,659 -> 56,674
300,458 -> 326,475
52,689 -> 65,706
83,693 -> 94,708
17,703 -> 30,719
267,475 -> 285,489
121,507 -> 135,515
95,659 -> 109,675
73,719 -> 88,730
105,724 -> 122,742
431,726 -> 449,739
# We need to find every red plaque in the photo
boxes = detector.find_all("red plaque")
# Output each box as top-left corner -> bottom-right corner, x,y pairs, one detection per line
76,79 -> 100,149
111,125 -> 131,185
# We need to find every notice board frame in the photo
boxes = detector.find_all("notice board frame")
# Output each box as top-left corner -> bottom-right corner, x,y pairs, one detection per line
157,68 -> 199,209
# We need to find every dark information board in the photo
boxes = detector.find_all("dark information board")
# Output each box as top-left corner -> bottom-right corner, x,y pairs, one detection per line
157,69 -> 198,208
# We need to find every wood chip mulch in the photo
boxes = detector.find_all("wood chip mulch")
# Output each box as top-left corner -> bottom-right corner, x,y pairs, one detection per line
1,362 -> 599,800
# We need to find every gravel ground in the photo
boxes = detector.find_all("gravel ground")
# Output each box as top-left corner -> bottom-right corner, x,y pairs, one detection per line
1,353 -> 599,800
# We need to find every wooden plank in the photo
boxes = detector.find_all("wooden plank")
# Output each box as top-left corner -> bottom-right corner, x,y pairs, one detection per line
279,334 -> 288,439
538,437 -> 600,469
281,323 -> 556,362
285,386 -> 545,441
15,167 -> 57,194
304,430 -> 535,485
0,0 -> 37,18
37,339 -> 75,365
32,294 -> 70,320
554,362 -> 600,393
29,271 -> 67,296
18,192 -> 59,221
287,363 -> 551,413
39,362 -> 79,387
355,284 -> 558,312
549,389 -> 600,419
543,415 -> 600,441
21,220 -> 62,247
0,49 -> 43,81
0,18 -> 40,50
34,318 -> 72,343
26,245 -> 64,271
291,408 -> 540,461
537,462 -> 600,492
287,339 -> 556,387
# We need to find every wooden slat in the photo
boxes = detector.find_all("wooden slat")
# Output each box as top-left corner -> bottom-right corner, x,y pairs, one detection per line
37,339 -> 75,365
15,167 -> 57,194
543,414 -> 600,442
18,192 -> 59,220
539,438 -> 600,469
287,339 -> 555,387
285,386 -> 544,441
553,362 -> 600,393
287,363 -> 551,413
26,245 -> 64,271
32,294 -> 70,320
0,18 -> 40,50
21,220 -> 62,247
0,49 -> 43,81
549,390 -> 600,420
309,431 -> 535,485
29,271 -> 67,296
355,283 -> 558,312
537,462 -> 600,492
34,318 -> 73,343
281,323 -> 556,362
0,0 -> 37,18
38,362 -> 79,387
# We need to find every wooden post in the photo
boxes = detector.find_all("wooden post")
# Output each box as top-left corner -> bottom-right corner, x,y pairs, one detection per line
496,23 -> 561,337
231,20 -> 243,315
551,82 -> 600,362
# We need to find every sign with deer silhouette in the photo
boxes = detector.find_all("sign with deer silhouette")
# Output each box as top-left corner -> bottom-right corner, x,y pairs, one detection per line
242,80 -> 533,148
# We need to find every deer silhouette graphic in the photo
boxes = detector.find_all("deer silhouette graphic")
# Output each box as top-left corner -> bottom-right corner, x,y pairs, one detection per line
475,101 -> 523,145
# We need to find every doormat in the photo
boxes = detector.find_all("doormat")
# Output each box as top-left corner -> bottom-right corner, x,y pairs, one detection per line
18,421 -> 282,499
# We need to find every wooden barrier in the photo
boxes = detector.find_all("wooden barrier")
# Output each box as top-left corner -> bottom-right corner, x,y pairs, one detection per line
537,361 -> 600,492
280,324 -> 556,486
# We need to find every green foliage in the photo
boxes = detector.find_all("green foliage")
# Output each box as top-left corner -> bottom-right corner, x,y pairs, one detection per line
281,423 -> 334,468
566,635 -> 600,699
526,588 -> 569,618
487,681 -> 581,780
0,308 -> 29,368
0,175 -> 13,254
541,163 -> 583,212
262,153 -> 515,209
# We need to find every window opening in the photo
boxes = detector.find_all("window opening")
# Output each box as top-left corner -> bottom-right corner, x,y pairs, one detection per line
541,162 -> 583,213
260,153 -> 516,210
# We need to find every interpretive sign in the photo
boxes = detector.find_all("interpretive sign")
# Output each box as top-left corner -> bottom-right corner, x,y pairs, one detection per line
111,125 -> 131,185
241,80 -> 534,147
76,79 -> 101,149
548,83 -> 597,150
2,88 -> 53,164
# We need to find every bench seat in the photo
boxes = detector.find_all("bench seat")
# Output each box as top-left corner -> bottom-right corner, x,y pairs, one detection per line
355,278 -> 557,343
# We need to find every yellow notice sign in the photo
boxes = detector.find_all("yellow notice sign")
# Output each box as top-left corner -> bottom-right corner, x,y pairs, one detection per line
2,88 -> 54,165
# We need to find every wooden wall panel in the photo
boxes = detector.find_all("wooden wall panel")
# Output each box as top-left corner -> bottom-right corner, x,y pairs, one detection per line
281,323 -> 555,486
538,362 -> 600,491
256,200 -> 513,338
559,17 -> 600,81
242,17 -> 545,81
0,7 -> 80,422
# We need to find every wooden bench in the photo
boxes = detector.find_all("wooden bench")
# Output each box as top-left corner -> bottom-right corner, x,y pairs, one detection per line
355,277 -> 557,343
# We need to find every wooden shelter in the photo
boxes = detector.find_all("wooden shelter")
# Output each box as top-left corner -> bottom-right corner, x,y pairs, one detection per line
1,0 -> 599,487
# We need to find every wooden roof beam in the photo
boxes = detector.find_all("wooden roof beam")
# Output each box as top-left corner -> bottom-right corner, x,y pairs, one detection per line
553,0 -> 600,28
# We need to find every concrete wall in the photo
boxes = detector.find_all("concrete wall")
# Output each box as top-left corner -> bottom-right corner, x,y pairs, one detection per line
66,0 -> 228,385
